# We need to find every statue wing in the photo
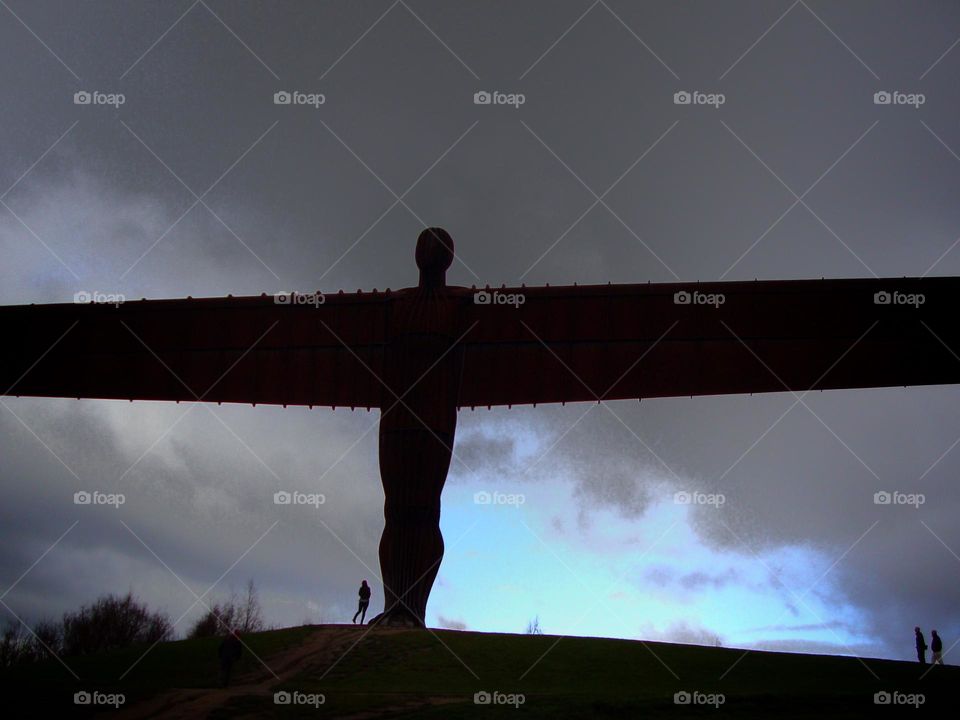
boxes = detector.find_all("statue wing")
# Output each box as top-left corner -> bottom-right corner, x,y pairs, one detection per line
0,292 -> 389,409
457,278 -> 960,407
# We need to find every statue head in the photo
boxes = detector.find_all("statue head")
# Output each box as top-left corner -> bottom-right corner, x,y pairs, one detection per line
416,227 -> 454,287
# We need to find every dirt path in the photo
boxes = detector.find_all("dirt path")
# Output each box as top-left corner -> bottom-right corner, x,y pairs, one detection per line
117,625 -> 401,720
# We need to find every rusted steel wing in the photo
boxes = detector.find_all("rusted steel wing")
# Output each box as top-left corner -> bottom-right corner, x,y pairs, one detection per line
0,292 -> 388,409
458,278 -> 960,408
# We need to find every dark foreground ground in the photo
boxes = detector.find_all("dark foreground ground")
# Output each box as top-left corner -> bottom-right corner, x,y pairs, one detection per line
0,623 -> 954,718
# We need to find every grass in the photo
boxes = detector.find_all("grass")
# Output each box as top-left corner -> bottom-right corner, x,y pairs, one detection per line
0,625 -> 315,716
2,624 -> 954,717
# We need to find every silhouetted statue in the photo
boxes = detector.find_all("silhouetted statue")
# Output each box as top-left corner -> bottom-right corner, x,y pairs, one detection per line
368,228 -> 461,627
218,629 -> 242,686
353,580 -> 371,624
5,228 -> 960,628
931,629 -> 943,664
915,626 -> 927,664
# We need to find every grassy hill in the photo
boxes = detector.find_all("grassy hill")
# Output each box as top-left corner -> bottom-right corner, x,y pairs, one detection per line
1,624 -> 952,717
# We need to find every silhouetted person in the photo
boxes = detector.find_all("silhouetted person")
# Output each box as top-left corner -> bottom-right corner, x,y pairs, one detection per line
353,580 -> 371,624
218,629 -> 242,687
931,630 -> 943,665
915,626 -> 927,664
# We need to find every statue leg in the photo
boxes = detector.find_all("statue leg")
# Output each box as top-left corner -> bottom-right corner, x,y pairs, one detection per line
372,419 -> 454,626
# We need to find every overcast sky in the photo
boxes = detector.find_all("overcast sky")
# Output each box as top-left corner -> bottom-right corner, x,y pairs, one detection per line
2,0 -> 960,677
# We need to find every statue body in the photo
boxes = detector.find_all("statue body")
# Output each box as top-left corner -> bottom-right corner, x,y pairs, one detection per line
372,229 -> 464,626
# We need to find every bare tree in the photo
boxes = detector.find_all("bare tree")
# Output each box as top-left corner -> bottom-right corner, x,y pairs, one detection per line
238,579 -> 265,633
188,579 -> 265,638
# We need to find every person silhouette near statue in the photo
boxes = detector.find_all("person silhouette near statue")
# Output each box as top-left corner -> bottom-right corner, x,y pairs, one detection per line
353,580 -> 371,624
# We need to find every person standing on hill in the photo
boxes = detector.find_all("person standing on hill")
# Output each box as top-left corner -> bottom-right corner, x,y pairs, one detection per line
915,627 -> 927,664
353,580 -> 371,624
931,630 -> 943,665
218,629 -> 242,687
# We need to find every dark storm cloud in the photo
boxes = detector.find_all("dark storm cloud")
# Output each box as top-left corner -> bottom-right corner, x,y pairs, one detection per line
450,427 -> 518,474
643,563 -> 767,595
679,568 -> 742,591
451,407 -> 668,518
2,0 -> 960,661
0,395 -> 386,628
745,620 -> 851,633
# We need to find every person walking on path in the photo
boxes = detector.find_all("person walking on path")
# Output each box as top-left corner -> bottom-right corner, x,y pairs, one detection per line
218,629 -> 242,687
